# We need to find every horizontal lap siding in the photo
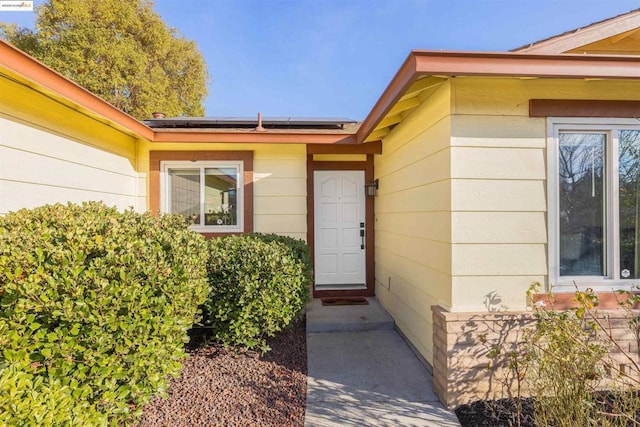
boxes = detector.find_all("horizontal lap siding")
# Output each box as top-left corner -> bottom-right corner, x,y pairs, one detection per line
450,79 -> 546,312
448,77 -> 640,312
141,143 -> 307,241
0,116 -> 140,215
253,152 -> 306,239
374,81 -> 452,365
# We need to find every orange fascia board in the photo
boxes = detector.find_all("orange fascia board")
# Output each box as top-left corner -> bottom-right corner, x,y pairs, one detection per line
357,50 -> 640,143
412,50 -> 640,79
0,40 -> 154,141
356,53 -> 417,143
2,40 -> 357,146
153,130 -> 358,144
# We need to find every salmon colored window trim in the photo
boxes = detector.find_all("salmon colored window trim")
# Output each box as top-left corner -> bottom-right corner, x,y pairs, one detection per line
149,151 -> 253,236
533,292 -> 640,310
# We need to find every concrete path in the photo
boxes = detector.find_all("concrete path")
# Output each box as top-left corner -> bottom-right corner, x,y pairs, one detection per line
304,298 -> 460,427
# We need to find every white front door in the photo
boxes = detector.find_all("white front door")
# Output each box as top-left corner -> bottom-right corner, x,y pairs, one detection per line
314,170 -> 366,290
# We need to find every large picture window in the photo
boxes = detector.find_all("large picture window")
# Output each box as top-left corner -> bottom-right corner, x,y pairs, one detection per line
550,120 -> 640,290
161,161 -> 243,232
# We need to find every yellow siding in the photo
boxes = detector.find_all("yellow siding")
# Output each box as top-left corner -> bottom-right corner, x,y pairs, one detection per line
449,79 -> 545,311
0,113 -> 141,214
451,180 -> 546,212
448,77 -> 640,312
451,147 -> 545,180
451,78 -> 640,116
139,142 -> 308,239
451,276 -> 546,313
452,212 -> 546,244
452,244 -> 547,276
374,81 -> 452,365
0,73 -> 138,160
375,77 -> 640,361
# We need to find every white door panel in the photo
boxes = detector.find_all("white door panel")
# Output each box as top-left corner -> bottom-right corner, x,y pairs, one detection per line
314,170 -> 366,289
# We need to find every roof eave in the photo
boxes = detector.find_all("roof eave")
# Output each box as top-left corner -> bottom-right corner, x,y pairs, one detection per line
357,50 -> 640,143
153,130 -> 358,144
0,39 -> 154,141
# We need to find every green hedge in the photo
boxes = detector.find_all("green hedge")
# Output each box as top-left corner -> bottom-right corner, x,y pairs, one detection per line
204,233 -> 311,351
0,202 -> 209,426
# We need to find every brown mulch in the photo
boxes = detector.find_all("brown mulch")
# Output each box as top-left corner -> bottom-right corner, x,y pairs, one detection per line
136,318 -> 307,427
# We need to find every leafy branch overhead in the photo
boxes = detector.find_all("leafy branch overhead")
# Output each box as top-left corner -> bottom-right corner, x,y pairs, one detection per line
0,0 -> 208,120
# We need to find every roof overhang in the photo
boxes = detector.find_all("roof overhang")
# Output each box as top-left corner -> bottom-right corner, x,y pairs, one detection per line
0,39 -> 155,141
153,130 -> 357,144
0,39 -> 361,145
358,50 -> 640,143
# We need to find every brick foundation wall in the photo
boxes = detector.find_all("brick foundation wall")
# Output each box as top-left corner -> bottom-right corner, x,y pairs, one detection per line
431,305 -> 640,409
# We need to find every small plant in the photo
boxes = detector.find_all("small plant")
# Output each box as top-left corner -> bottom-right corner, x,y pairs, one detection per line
481,283 -> 640,426
203,234 -> 311,352
524,284 -> 640,426
0,202 -> 209,426
479,324 -> 531,426
526,306 -> 608,426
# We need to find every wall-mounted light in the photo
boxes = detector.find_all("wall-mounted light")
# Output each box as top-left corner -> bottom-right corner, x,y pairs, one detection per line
365,179 -> 379,197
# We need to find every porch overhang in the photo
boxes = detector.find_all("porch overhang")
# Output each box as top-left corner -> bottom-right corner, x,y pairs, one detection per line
358,50 -> 640,143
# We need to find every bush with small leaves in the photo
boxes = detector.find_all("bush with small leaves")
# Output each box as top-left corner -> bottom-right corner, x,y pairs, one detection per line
204,234 -> 311,351
0,202 -> 209,426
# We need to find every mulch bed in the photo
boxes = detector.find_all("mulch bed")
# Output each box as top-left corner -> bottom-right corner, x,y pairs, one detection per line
455,394 -> 640,426
136,317 -> 307,427
455,398 -> 536,427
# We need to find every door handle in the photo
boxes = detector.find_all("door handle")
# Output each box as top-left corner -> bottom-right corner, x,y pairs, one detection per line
360,229 -> 365,249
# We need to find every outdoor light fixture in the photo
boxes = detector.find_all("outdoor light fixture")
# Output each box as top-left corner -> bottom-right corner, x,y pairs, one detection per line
365,179 -> 379,197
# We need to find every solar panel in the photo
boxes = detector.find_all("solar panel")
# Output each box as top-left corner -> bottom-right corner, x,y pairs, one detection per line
144,116 -> 358,129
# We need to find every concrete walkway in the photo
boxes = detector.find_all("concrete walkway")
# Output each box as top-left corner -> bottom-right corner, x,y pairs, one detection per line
304,297 -> 460,427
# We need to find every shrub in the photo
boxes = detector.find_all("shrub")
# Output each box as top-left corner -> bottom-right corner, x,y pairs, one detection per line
248,232 -> 313,288
485,284 -> 640,427
525,308 -> 609,427
204,234 -> 311,351
0,202 -> 209,426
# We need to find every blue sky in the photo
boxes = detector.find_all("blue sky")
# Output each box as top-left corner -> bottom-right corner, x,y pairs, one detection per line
2,0 -> 640,119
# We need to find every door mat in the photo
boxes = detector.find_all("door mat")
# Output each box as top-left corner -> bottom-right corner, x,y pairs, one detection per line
321,297 -> 369,306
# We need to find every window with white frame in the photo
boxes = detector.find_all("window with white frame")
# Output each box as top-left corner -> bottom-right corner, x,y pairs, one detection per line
549,119 -> 640,289
161,161 -> 243,232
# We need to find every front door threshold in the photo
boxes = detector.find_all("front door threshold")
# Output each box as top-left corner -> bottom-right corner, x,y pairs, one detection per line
312,286 -> 374,299
315,283 -> 367,291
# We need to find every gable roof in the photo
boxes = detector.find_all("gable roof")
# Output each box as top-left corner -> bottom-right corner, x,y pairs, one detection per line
512,8 -> 640,54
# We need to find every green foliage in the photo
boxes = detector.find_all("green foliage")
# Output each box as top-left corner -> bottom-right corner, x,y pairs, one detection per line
204,234 -> 311,351
247,232 -> 313,286
526,308 -> 609,427
501,284 -> 640,427
0,0 -> 208,119
0,202 -> 209,426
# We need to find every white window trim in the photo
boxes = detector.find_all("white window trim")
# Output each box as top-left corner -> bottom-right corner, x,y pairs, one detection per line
160,160 -> 244,233
547,117 -> 640,292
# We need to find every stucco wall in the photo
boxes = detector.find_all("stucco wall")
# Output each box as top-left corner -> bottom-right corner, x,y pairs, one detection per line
374,81 -> 453,364
140,142 -> 307,241
0,114 -> 143,215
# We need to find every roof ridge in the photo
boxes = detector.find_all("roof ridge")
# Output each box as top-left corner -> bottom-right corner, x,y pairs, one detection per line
511,8 -> 640,53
